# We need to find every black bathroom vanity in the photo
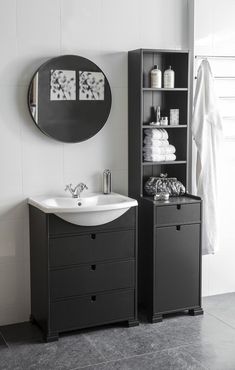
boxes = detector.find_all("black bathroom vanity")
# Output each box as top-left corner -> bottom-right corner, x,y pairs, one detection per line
29,206 -> 138,341
128,49 -> 203,322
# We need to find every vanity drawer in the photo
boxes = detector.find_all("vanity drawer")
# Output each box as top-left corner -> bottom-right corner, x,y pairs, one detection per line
50,289 -> 135,332
154,202 -> 201,227
49,207 -> 136,236
50,260 -> 135,299
49,230 -> 135,267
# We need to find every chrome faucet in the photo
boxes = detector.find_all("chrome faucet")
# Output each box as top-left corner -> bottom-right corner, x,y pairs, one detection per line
64,183 -> 88,198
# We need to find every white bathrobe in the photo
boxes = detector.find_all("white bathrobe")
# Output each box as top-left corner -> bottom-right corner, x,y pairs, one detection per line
192,60 -> 223,255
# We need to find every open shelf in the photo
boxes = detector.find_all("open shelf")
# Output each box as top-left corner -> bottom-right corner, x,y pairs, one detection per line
142,125 -> 187,128
143,90 -> 188,124
142,51 -> 189,89
143,128 -> 187,163
142,161 -> 187,195
128,49 -> 189,198
142,160 -> 187,166
143,88 -> 188,91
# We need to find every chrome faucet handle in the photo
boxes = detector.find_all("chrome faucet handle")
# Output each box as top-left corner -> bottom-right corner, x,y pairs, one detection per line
75,183 -> 88,197
65,184 -> 72,192
64,183 -> 76,197
65,183 -> 88,198
77,183 -> 88,191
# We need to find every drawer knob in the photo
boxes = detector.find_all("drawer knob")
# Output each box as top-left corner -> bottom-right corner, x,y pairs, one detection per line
91,295 -> 96,302
91,234 -> 96,240
176,225 -> 181,231
177,204 -> 181,210
91,264 -> 96,271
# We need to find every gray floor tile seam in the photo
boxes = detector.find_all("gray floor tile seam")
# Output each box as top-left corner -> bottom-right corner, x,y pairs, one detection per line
4,334 -> 45,349
177,346 -> 209,370
81,334 -> 108,363
204,310 -> 235,331
83,332 -> 124,363
0,332 -> 9,349
70,342 -> 210,370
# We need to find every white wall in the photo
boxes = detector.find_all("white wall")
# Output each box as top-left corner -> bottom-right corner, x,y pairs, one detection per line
192,0 -> 235,297
0,0 -> 188,325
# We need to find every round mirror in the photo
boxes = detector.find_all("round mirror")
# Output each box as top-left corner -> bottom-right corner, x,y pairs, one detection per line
28,55 -> 112,143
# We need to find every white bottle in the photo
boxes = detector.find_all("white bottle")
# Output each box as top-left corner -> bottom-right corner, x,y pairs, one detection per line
164,66 -> 175,88
151,65 -> 162,88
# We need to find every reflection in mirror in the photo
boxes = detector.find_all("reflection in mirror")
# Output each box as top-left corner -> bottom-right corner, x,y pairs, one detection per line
29,72 -> 38,123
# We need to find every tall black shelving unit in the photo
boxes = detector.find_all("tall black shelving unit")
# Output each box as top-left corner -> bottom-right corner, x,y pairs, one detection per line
128,49 -> 203,323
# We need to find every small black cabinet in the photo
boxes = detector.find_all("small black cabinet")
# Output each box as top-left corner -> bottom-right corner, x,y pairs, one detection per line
29,206 -> 138,341
138,196 -> 203,323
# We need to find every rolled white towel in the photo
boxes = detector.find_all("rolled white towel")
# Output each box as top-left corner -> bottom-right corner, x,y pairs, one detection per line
144,128 -> 169,140
143,144 -> 176,155
143,137 -> 169,147
143,153 -> 176,162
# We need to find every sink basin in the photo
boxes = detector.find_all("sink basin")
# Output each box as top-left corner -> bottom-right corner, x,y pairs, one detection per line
28,193 -> 138,226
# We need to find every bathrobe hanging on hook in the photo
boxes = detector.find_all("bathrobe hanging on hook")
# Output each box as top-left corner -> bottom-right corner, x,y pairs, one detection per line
192,59 -> 223,255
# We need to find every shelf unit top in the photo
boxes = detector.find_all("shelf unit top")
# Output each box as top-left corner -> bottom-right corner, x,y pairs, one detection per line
129,48 -> 189,54
143,194 -> 201,206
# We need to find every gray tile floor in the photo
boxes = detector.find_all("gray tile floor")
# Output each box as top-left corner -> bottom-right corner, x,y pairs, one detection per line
0,293 -> 235,369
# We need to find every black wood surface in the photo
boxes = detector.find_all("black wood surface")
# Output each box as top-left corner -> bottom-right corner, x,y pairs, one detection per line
49,230 -> 135,267
29,206 -> 49,333
29,205 -> 138,341
128,49 -> 203,322
154,224 -> 200,312
154,202 -> 201,226
50,289 -> 135,333
50,260 -> 135,299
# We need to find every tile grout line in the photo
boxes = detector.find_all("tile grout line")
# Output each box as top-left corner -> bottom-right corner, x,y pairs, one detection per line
0,332 -> 9,349
204,310 -> 235,331
15,0 -> 24,198
179,345 -> 209,370
59,0 -> 62,55
5,332 -> 44,350
71,342 -> 211,370
82,334 -> 107,363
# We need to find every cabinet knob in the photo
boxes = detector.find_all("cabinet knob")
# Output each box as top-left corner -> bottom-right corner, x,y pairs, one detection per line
91,264 -> 96,271
176,225 -> 181,231
177,204 -> 181,210
91,234 -> 96,240
91,295 -> 96,302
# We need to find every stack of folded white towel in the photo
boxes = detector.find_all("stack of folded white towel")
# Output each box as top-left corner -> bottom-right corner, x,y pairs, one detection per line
143,129 -> 176,162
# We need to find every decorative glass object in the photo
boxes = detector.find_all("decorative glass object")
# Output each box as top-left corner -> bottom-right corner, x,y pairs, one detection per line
144,173 -> 185,196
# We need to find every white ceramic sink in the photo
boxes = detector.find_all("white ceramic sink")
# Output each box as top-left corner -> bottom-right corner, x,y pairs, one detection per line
28,193 -> 138,226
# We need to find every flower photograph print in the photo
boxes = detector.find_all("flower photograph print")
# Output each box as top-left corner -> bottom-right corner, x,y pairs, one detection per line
79,71 -> 105,100
50,70 -> 76,101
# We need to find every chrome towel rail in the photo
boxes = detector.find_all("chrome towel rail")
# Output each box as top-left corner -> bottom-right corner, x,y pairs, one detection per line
195,55 -> 235,60
194,55 -> 235,79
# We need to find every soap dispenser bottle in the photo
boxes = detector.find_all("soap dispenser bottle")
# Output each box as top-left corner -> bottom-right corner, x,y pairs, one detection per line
103,169 -> 111,194
151,65 -> 162,88
164,66 -> 175,88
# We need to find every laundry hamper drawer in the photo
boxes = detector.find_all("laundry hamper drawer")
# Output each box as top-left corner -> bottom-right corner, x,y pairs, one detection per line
154,224 -> 200,313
